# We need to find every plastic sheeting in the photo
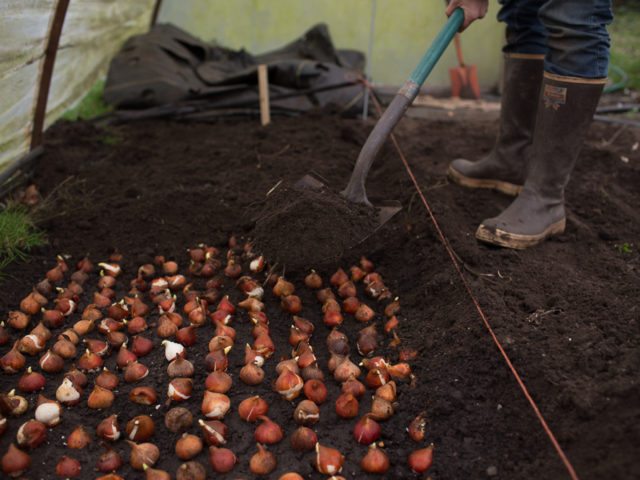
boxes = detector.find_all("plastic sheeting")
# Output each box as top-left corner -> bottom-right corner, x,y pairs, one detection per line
0,0 -> 154,177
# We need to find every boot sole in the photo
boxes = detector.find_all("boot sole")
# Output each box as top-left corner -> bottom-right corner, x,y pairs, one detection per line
475,218 -> 566,250
448,165 -> 523,196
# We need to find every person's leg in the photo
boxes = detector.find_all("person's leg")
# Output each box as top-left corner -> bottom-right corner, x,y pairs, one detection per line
476,0 -> 612,249
448,0 -> 546,196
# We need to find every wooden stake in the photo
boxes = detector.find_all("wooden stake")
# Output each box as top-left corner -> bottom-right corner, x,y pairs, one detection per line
258,64 -> 271,126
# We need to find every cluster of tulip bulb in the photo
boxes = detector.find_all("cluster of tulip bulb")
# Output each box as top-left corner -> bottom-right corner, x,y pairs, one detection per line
0,238 -> 433,478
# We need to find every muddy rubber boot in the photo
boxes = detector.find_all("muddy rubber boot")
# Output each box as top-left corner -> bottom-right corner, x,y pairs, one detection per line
475,73 -> 605,249
448,54 -> 543,196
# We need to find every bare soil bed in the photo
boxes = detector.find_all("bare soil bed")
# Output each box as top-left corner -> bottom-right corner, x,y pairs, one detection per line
1,108 -> 639,479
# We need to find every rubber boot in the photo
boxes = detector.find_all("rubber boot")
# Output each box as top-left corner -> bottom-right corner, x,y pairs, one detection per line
475,73 -> 605,249
448,54 -> 544,196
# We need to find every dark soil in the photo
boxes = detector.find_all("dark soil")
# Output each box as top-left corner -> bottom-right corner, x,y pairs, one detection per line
0,108 -> 638,479
252,182 -> 378,268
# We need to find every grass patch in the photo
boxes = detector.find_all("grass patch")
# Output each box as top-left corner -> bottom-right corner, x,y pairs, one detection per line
0,204 -> 46,275
62,80 -> 112,121
610,6 -> 640,90
99,133 -> 122,146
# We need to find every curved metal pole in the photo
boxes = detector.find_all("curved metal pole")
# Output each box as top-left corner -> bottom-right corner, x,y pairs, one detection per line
342,8 -> 464,205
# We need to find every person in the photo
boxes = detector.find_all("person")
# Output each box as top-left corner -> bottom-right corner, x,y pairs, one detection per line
445,0 -> 613,249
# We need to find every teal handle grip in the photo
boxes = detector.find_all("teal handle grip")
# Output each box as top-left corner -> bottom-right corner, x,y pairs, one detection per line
408,7 -> 464,86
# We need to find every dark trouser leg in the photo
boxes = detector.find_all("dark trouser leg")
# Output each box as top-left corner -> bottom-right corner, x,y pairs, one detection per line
476,0 -> 612,249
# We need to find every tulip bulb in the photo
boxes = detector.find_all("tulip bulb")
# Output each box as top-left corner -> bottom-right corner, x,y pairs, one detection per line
376,381 -> 397,402
254,416 -> 284,444
127,441 -> 160,470
78,349 -> 103,372
343,296 -> 360,314
164,407 -> 193,433
126,415 -> 155,442
168,378 -> 193,402
39,350 -> 65,373
273,277 -> 295,297
208,446 -> 236,473
370,395 -> 394,421
303,379 -> 328,404
205,371 -> 232,393
330,268 -> 348,287
355,303 -> 375,323
96,368 -> 120,390
176,325 -> 197,346
290,426 -> 317,452
87,385 -> 115,409
315,443 -> 344,475
7,311 -> 30,330
238,396 -> 268,422
116,345 -> 137,369
96,414 -> 120,441
67,425 -> 92,449
96,446 -> 123,473
56,455 -> 81,478
168,355 -> 194,377
353,415 -> 381,445
143,464 -> 171,480
131,335 -> 154,357
162,340 -> 185,361
1,443 -> 31,477
326,328 -> 349,355
124,362 -> 149,382
16,420 -> 47,449
335,393 -> 359,419
249,443 -> 277,476
361,443 -> 390,474
342,377 -> 366,398
333,356 -> 361,383
337,281 -> 356,298
304,270 -> 323,289
408,445 -> 434,473
275,368 -> 304,401
176,461 -> 206,480
198,419 -> 227,446
175,433 -> 202,460
279,473 -> 304,480
316,287 -> 335,303
1,341 -> 26,373
294,399 -> 320,426
34,397 -> 61,426
52,339 -> 76,361
408,412 -> 427,442
17,368 -> 45,393
201,391 -> 230,419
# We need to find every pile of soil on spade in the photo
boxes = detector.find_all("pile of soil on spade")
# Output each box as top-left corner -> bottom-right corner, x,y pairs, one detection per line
252,183 -> 378,268
0,107 -> 638,479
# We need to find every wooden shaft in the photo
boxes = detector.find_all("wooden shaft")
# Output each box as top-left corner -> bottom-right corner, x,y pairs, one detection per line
31,0 -> 70,149
257,64 -> 271,126
150,0 -> 163,28
454,34 -> 465,67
